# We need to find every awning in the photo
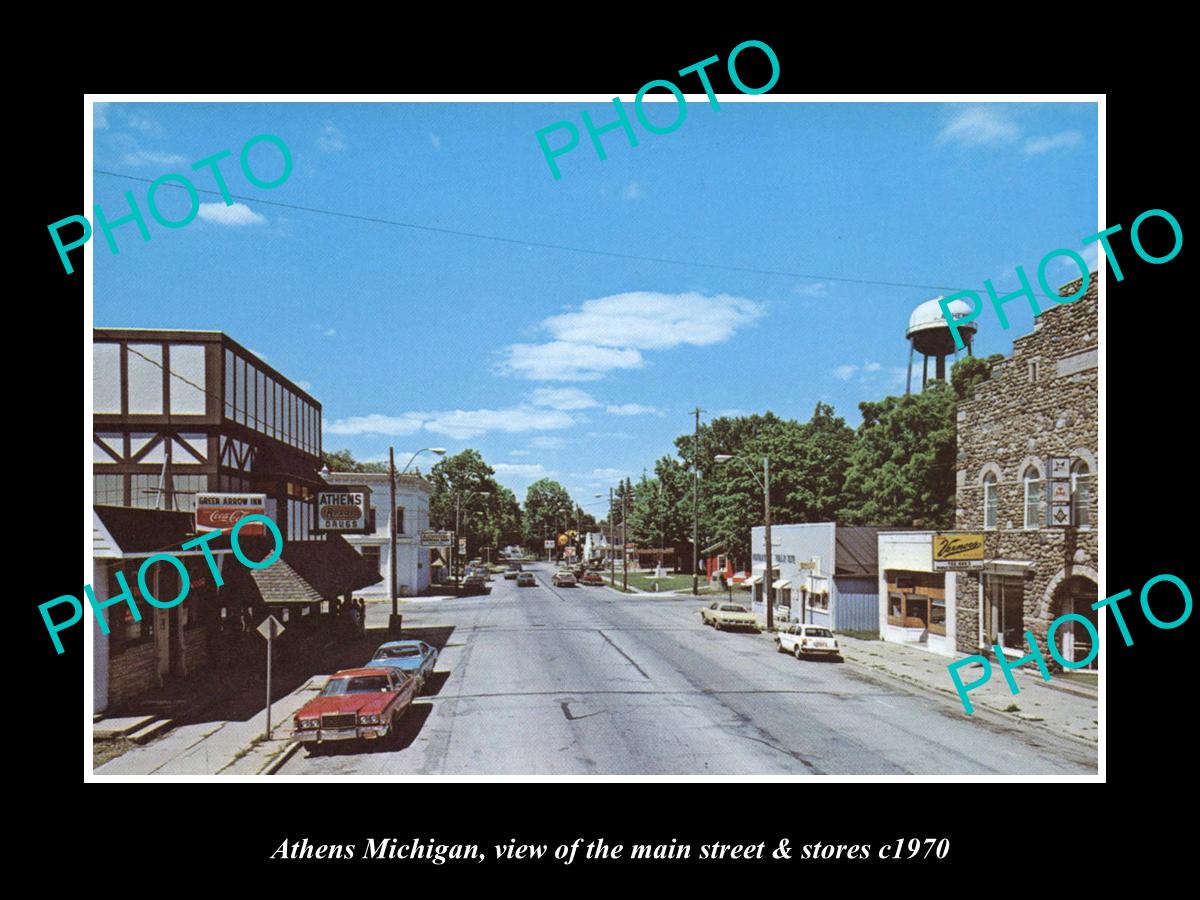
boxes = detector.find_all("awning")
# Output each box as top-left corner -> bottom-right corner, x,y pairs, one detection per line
747,575 -> 763,586
222,534 -> 382,604
430,550 -> 447,568
772,578 -> 791,589
701,541 -> 725,555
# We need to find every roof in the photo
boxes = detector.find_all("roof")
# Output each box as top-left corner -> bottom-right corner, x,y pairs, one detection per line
94,505 -> 232,557
833,527 -> 883,577
907,297 -> 977,336
331,667 -> 396,678
222,534 -> 383,604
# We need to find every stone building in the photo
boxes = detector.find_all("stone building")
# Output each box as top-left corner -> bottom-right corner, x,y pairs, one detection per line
953,273 -> 1098,673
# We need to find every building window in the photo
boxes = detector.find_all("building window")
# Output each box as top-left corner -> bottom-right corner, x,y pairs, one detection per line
395,506 -> 405,535
1028,358 -> 1039,382
984,574 -> 1025,650
1071,459 -> 1093,528
361,545 -> 382,573
930,598 -> 946,636
983,472 -> 998,529
95,473 -> 124,506
1023,466 -> 1045,529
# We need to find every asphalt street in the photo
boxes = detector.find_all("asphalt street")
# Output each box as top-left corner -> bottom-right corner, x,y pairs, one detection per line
279,563 -> 1096,776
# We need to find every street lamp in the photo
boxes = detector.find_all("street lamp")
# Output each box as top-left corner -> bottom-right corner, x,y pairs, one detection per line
455,489 -> 491,590
388,447 -> 446,633
715,453 -> 773,633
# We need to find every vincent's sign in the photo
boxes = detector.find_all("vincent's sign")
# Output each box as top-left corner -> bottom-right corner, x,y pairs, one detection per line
932,533 -> 984,570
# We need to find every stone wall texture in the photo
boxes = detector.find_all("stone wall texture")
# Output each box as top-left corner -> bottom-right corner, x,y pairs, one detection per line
954,273 -> 1099,666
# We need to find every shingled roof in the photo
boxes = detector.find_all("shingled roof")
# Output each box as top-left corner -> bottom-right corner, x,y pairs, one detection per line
223,534 -> 382,604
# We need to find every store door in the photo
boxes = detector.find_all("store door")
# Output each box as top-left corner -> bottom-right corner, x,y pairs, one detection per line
1061,577 -> 1099,670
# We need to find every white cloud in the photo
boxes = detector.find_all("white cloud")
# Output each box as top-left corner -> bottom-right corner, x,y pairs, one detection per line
832,361 -> 905,389
530,436 -> 565,449
197,202 -> 268,226
529,387 -> 599,410
585,431 -> 634,440
119,149 -> 188,167
323,328 -> 337,337
124,113 -> 160,135
1023,131 -> 1083,156
832,365 -> 859,381
542,292 -> 765,350
606,403 -> 660,416
937,106 -> 1020,148
793,282 -> 828,297
317,121 -> 347,152
589,468 -> 626,480
500,342 -> 644,381
326,406 -> 575,441
430,133 -> 441,150
493,463 -> 555,478
622,181 -> 643,200
1043,241 -> 1099,287
509,449 -> 532,457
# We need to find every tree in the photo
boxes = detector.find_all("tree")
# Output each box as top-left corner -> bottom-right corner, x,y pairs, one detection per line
321,448 -> 388,473
522,479 -> 575,548
952,353 -> 1004,401
428,450 -> 507,561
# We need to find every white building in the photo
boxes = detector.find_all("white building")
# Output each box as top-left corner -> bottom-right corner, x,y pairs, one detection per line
877,531 -> 958,657
583,531 -> 609,560
749,523 -> 882,632
325,472 -> 434,596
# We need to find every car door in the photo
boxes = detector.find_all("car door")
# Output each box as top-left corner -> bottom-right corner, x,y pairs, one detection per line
420,643 -> 435,678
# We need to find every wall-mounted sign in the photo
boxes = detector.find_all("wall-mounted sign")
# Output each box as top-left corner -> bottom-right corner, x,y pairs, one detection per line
420,530 -> 453,548
314,486 -> 370,534
196,493 -> 267,535
1050,504 -> 1072,527
1049,456 -> 1071,479
933,533 -> 985,570
1049,480 -> 1071,503
544,539 -> 556,550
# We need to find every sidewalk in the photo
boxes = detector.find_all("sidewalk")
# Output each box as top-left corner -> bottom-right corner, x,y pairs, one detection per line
94,677 -> 319,776
836,635 -> 1098,744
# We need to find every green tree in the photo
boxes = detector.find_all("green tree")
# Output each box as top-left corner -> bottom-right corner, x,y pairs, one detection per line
522,478 -> 575,548
428,450 -> 505,560
321,448 -> 388,473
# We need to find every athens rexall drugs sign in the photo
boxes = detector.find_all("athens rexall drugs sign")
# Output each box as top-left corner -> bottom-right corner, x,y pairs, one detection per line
315,486 -> 370,534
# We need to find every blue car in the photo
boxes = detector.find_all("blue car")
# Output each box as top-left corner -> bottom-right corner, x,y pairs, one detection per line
365,640 -> 439,693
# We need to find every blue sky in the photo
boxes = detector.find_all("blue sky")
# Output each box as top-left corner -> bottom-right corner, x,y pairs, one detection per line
93,100 -> 1098,509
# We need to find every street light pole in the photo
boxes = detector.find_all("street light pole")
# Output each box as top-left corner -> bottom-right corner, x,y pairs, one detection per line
388,446 -> 445,634
609,487 -> 615,587
692,406 -> 701,596
622,486 -> 629,592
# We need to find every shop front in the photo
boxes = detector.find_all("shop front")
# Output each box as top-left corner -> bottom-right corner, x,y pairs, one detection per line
878,531 -> 958,657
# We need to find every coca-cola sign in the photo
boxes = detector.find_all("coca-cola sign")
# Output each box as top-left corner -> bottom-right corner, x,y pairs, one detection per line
315,486 -> 371,534
195,493 -> 267,535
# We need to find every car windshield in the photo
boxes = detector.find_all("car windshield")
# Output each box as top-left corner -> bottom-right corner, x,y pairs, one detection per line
804,627 -> 833,638
320,675 -> 392,695
375,646 -> 421,659
720,605 -> 747,613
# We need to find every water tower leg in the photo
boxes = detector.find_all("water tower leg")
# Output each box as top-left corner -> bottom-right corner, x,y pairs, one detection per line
922,355 -> 928,389
906,342 -> 914,395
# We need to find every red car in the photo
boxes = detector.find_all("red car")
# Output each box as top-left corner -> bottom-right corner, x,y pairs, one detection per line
580,571 -> 605,586
293,667 -> 415,750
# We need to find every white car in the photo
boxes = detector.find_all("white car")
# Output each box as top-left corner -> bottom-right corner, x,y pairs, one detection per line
775,624 -> 842,659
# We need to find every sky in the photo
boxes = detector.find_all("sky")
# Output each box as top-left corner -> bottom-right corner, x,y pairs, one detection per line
92,99 -> 1098,510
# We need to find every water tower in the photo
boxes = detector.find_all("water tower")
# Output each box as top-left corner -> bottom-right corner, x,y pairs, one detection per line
906,296 -> 977,394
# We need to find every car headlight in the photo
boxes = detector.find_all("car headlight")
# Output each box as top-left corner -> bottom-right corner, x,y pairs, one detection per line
298,718 -> 319,730
359,714 -> 376,725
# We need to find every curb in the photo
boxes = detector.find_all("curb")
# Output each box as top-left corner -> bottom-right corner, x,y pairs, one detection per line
262,740 -> 301,775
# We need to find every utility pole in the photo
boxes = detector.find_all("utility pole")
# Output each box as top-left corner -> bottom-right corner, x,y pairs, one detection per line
622,484 -> 629,592
389,447 -> 399,633
764,455 -> 773,633
609,486 -> 615,588
692,407 -> 701,595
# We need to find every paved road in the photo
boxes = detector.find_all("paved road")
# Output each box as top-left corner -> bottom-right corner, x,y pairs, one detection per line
279,563 -> 1095,775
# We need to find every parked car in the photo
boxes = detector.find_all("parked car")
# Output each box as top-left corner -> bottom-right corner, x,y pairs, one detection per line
579,571 -> 605,586
293,668 -> 414,749
516,572 -> 536,587
701,601 -> 760,632
775,624 -> 842,659
365,640 -> 439,692
552,570 -> 577,587
504,563 -> 522,580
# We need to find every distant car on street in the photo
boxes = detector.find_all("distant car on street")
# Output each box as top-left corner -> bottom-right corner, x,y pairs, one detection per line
365,640 -> 439,692
580,571 -> 605,586
504,563 -> 522,580
516,572 -> 536,587
552,570 -> 577,587
775,624 -> 842,660
293,667 -> 414,750
461,572 -> 491,595
701,601 -> 760,632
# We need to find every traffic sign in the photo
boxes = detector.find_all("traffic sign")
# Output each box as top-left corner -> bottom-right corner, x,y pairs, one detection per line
256,614 -> 285,640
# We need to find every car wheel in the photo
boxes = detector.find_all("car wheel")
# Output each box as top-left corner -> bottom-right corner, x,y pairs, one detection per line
794,645 -> 803,659
775,639 -> 783,653
715,622 -> 723,631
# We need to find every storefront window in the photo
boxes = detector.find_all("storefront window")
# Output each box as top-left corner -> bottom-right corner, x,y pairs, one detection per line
930,598 -> 946,635
888,592 -> 903,623
984,574 -> 1025,649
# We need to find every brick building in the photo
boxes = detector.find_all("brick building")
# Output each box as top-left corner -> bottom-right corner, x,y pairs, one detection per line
953,273 -> 1098,672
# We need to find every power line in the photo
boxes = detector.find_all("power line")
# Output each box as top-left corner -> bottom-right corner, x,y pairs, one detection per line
93,169 -> 1069,302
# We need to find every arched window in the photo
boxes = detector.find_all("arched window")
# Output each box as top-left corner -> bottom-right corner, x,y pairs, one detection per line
1071,459 -> 1093,528
983,472 -> 999,529
1023,466 -> 1045,529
